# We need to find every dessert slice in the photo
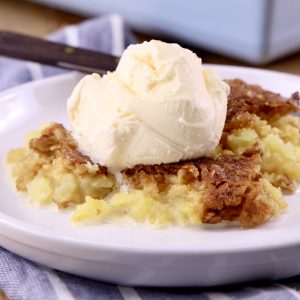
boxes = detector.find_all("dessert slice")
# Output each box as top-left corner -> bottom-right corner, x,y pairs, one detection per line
7,122 -> 285,228
7,124 -> 115,208
221,79 -> 300,192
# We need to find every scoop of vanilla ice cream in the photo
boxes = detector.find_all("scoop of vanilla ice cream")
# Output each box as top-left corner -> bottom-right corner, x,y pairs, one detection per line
67,40 -> 229,172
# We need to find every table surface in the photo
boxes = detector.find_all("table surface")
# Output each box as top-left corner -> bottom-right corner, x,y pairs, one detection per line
1,0 -> 300,76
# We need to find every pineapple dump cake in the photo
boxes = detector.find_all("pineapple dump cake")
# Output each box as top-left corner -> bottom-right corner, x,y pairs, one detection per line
6,41 -> 300,228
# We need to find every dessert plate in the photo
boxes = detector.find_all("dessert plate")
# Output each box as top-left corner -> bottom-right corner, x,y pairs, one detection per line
1,66 -> 300,287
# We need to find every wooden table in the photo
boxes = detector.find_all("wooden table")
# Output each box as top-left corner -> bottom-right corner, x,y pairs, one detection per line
1,0 -> 300,75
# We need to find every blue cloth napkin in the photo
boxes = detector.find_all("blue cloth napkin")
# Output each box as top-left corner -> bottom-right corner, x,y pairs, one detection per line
1,15 -> 300,300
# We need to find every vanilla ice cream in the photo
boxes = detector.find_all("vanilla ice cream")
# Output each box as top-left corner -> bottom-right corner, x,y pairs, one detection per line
67,40 -> 229,171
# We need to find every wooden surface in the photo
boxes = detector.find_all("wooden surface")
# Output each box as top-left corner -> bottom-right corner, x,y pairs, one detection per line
0,290 -> 8,300
0,0 -> 300,75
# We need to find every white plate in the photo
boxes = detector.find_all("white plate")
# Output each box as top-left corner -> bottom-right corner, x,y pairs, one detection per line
1,66 -> 300,287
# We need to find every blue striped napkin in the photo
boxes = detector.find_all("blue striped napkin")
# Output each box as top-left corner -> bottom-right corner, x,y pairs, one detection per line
1,15 -> 300,300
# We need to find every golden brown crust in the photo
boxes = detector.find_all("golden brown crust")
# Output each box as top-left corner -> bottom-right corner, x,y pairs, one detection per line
225,79 -> 300,122
122,160 -> 195,177
217,79 -> 300,148
29,123 -> 108,174
223,79 -> 300,135
199,151 -> 267,227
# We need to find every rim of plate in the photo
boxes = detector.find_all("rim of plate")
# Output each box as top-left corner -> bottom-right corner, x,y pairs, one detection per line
1,65 -> 300,257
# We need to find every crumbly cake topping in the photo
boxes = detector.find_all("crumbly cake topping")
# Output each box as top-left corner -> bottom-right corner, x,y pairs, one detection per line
29,123 -> 108,175
225,79 -> 300,121
223,79 -> 300,133
199,150 -> 266,227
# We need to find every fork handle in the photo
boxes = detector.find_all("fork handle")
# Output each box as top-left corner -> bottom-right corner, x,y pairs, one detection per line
0,31 -> 119,74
